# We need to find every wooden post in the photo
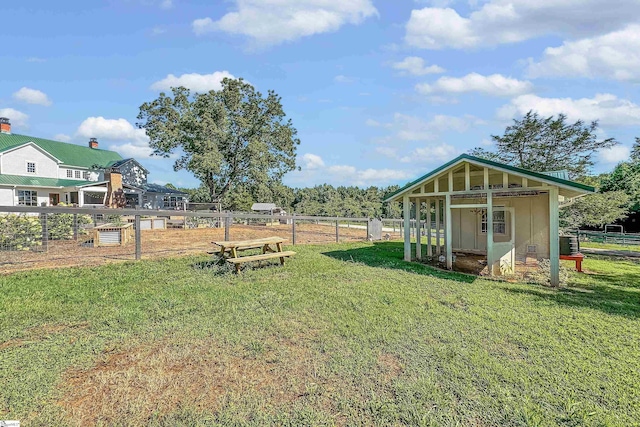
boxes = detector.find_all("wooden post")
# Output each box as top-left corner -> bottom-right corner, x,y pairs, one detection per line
224,215 -> 230,241
487,191 -> 494,276
445,194 -> 452,269
503,172 -> 509,189
549,187 -> 560,286
135,214 -> 141,260
464,163 -> 470,191
40,213 -> 48,252
416,198 -> 422,260
426,198 -> 432,257
435,199 -> 441,255
335,219 -> 339,243
292,213 -> 296,245
403,195 -> 411,261
73,213 -> 78,241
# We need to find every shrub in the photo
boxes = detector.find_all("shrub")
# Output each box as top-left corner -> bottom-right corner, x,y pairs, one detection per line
47,212 -> 93,240
0,214 -> 42,251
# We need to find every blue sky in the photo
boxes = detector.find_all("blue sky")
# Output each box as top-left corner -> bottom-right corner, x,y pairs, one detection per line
1,0 -> 639,188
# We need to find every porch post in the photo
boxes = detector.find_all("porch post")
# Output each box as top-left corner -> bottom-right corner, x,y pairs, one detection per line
403,195 -> 411,261
426,198 -> 432,257
416,198 -> 422,260
445,194 -> 452,269
549,187 -> 560,286
487,191 -> 494,276
435,199 -> 441,255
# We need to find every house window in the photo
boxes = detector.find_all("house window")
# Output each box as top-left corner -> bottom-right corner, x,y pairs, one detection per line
83,191 -> 105,205
82,171 -> 89,180
26,162 -> 36,174
481,209 -> 506,235
163,195 -> 183,208
75,170 -> 81,179
66,169 -> 73,178
18,190 -> 38,206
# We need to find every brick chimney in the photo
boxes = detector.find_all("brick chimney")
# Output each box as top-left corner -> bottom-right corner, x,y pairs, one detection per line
0,117 -> 11,134
89,138 -> 99,149
104,167 -> 125,208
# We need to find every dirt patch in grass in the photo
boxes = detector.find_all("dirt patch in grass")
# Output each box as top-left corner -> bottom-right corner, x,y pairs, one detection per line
57,335 -> 334,426
377,352 -> 403,381
0,322 -> 89,351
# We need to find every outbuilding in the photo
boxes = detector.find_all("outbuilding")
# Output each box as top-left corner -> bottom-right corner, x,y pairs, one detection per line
384,154 -> 594,286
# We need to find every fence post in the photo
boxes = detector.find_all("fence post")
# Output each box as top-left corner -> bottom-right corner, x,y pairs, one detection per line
41,213 -> 48,252
224,214 -> 231,241
135,214 -> 141,260
73,213 -> 78,241
292,214 -> 296,245
335,218 -> 339,243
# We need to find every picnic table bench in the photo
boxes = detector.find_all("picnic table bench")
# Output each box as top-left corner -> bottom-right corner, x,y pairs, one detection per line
211,236 -> 295,272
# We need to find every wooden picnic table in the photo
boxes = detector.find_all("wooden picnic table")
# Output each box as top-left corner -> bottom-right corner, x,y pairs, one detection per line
211,236 -> 295,272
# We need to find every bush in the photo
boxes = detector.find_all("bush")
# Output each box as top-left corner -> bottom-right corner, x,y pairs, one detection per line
527,259 -> 570,287
47,212 -> 93,240
0,214 -> 42,251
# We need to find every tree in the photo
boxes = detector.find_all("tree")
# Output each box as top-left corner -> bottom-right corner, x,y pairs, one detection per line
137,78 -> 300,203
560,191 -> 629,230
631,137 -> 640,162
600,147 -> 640,213
469,111 -> 617,179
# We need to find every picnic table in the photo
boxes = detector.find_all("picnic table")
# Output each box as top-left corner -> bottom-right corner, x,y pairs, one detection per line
211,236 -> 296,272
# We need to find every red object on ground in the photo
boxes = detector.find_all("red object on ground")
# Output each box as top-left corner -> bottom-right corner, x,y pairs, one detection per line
560,253 -> 584,272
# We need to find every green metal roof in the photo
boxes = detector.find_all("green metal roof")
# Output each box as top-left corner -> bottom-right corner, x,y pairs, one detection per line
0,133 -> 123,168
384,154 -> 595,202
0,174 -> 103,188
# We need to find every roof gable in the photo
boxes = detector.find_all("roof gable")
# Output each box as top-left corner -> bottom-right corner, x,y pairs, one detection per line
0,141 -> 63,163
0,133 -> 123,169
384,154 -> 595,202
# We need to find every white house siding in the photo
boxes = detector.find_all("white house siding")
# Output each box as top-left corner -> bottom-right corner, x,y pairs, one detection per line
0,188 -> 14,206
450,193 -> 550,259
1,145 -> 59,178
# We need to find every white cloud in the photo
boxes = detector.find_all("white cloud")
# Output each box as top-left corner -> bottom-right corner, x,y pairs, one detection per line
498,93 -> 640,127
325,165 -> 412,186
151,71 -> 236,92
159,0 -> 172,9
375,146 -> 398,158
599,145 -> 631,164
399,143 -> 460,164
53,133 -> 71,142
527,24 -> 640,82
391,56 -> 445,76
300,153 -> 325,170
76,117 -> 152,157
12,87 -> 52,106
405,1 -> 640,50
392,113 -> 482,141
0,108 -> 29,128
193,0 -> 378,45
26,57 -> 46,63
416,73 -> 533,97
334,75 -> 356,83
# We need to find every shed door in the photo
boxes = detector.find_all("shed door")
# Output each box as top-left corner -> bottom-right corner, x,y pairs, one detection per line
491,207 -> 515,275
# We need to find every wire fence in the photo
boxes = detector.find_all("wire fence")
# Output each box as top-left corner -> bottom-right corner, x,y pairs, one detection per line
0,206 -> 412,274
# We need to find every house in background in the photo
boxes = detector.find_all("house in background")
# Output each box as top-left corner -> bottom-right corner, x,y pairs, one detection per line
0,117 -> 186,209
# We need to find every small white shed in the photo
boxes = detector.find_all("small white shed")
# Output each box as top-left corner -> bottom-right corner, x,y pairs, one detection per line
385,154 -> 594,286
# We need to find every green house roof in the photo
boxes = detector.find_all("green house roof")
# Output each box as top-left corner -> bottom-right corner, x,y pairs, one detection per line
384,154 -> 595,202
0,133 -> 123,169
0,174 -> 105,188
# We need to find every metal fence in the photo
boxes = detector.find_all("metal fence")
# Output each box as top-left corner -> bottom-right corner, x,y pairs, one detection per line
578,229 -> 640,246
0,206 -> 413,274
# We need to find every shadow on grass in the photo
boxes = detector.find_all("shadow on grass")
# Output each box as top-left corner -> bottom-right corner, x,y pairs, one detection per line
322,241 -> 476,284
502,267 -> 640,318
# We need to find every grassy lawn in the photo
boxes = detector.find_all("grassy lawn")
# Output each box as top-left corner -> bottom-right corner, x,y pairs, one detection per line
579,240 -> 640,253
1,242 -> 639,426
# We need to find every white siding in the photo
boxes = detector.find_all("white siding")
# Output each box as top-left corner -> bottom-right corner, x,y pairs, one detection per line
1,145 -> 59,178
0,188 -> 14,206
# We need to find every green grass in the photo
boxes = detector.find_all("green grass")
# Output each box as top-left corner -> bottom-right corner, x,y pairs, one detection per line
579,240 -> 640,253
1,242 -> 639,426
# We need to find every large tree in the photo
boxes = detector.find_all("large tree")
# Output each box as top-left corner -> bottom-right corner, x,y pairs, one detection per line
560,191 -> 629,230
137,78 -> 300,202
600,138 -> 640,213
470,111 -> 617,179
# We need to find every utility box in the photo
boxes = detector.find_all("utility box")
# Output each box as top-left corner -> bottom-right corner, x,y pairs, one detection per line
368,218 -> 383,241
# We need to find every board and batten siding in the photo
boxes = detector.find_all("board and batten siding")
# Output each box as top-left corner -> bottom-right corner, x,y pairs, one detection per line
450,193 -> 550,259
1,145 -> 59,178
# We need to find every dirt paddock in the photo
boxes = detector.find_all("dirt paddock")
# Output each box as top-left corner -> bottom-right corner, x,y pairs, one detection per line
0,223 -> 400,274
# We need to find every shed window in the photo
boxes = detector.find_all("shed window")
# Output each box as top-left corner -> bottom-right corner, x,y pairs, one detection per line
26,162 -> 36,174
66,169 -> 73,178
18,190 -> 38,206
163,195 -> 183,208
75,170 -> 81,179
481,209 -> 506,235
